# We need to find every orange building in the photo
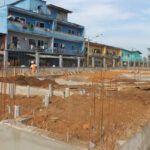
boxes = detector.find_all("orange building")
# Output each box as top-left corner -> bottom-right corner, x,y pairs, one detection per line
85,42 -> 122,67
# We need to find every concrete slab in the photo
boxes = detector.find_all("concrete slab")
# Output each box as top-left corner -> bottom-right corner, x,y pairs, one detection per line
0,121 -> 86,150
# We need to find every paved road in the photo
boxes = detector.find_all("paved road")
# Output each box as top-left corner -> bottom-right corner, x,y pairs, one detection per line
0,122 -> 86,150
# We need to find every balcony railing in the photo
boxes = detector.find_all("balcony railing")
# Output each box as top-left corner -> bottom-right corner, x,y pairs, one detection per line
8,47 -> 51,53
55,30 -> 83,38
53,48 -> 82,56
8,21 -> 52,33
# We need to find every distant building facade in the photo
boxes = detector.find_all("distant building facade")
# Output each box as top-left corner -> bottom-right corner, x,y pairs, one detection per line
85,42 -> 121,68
121,49 -> 143,67
0,0 -> 84,67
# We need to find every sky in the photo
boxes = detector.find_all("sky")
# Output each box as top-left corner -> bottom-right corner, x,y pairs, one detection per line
1,0 -> 150,57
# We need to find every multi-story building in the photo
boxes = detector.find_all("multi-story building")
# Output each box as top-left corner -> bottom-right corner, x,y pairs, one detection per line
0,0 -> 84,67
85,42 -> 122,67
121,49 -> 143,67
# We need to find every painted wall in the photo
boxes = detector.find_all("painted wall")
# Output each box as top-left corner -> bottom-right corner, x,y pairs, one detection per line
0,6 -> 8,34
13,0 -> 48,14
56,23 -> 83,36
54,39 -> 83,55
13,0 -> 30,10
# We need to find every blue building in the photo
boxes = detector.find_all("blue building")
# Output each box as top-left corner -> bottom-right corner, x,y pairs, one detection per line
0,0 -> 84,67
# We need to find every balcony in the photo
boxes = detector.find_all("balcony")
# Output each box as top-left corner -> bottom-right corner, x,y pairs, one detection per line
105,53 -> 120,59
8,21 -> 53,37
53,48 -> 82,56
88,52 -> 103,57
8,21 -> 84,42
7,46 -> 51,53
55,30 -> 84,39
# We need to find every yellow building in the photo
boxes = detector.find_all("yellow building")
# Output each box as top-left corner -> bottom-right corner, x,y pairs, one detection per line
85,42 -> 122,67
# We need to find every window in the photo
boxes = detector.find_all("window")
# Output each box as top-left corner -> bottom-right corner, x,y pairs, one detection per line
36,22 -> 45,28
12,36 -> 18,47
60,43 -> 65,49
29,39 -> 36,50
68,29 -> 71,34
71,45 -> 75,50
56,26 -> 61,32
54,43 -> 58,48
38,40 -> 44,49
72,30 -> 74,35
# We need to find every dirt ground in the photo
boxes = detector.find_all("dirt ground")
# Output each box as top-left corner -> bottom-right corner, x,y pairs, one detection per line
1,70 -> 150,149
1,85 -> 150,149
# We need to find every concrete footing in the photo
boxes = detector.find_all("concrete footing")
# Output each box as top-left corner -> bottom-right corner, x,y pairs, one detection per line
10,83 -> 15,99
49,84 -> 53,97
65,88 -> 70,97
14,106 -> 21,118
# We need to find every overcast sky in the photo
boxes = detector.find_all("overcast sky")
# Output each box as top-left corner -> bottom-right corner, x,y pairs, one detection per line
1,0 -> 150,56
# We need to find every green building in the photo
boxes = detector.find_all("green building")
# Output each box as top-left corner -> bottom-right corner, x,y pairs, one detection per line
121,49 -> 143,67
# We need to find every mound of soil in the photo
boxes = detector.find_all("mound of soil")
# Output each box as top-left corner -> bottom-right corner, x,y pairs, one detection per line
0,75 -> 58,88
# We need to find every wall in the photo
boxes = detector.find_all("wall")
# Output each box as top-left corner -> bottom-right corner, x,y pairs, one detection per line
56,23 -> 83,36
54,39 -> 83,55
0,6 -> 8,34
121,50 -> 143,62
119,121 -> 150,150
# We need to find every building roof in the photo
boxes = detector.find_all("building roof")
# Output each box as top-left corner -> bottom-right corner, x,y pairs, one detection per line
85,41 -> 121,50
122,49 -> 142,54
86,41 -> 142,54
47,4 -> 72,13
10,0 -> 46,6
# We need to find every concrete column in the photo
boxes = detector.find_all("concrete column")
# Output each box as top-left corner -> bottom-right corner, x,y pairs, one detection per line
127,61 -> 130,68
8,106 -> 12,114
112,59 -> 115,68
77,57 -> 81,68
14,106 -> 21,118
120,61 -> 123,68
103,57 -> 106,68
27,85 -> 30,98
92,57 -> 95,68
142,61 -> 145,68
45,95 -> 50,107
35,52 -> 39,70
3,50 -> 8,70
59,55 -> 63,68
65,88 -> 70,97
133,61 -> 136,67
10,83 -> 15,99
51,37 -> 54,53
49,84 -> 53,97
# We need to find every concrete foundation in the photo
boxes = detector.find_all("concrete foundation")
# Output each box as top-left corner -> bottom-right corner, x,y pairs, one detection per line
119,121 -> 150,150
0,122 -> 85,150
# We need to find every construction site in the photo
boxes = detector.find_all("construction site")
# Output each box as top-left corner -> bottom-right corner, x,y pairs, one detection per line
1,66 -> 150,150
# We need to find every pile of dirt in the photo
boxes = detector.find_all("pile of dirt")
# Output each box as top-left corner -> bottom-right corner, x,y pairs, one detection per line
0,75 -> 58,88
